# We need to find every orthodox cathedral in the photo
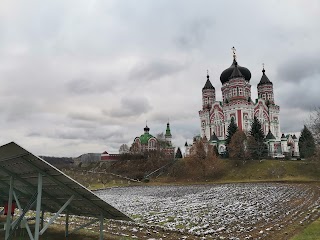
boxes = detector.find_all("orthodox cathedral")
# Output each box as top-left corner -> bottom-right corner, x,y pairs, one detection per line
192,48 -> 299,158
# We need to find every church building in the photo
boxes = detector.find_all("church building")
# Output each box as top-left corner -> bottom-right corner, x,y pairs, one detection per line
197,48 -> 299,158
130,123 -> 175,157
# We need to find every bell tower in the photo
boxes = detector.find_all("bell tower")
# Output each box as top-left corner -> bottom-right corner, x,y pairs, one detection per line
202,71 -> 215,110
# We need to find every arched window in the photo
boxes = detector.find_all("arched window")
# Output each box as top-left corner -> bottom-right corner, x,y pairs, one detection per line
149,140 -> 156,149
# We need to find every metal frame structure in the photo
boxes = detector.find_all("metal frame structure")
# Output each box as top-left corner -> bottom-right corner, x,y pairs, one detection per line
0,142 -> 131,240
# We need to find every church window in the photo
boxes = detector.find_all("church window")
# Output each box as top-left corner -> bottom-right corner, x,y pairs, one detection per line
239,88 -> 243,96
267,94 -> 271,100
149,140 -> 156,148
262,93 -> 266,99
233,88 -> 237,96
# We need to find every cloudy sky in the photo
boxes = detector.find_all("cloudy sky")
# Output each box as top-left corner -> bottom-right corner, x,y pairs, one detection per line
0,0 -> 319,157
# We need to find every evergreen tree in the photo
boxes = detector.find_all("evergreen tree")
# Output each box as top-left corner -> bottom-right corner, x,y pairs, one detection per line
248,116 -> 268,159
250,116 -> 265,142
226,117 -> 238,146
299,125 -> 316,158
175,147 -> 183,159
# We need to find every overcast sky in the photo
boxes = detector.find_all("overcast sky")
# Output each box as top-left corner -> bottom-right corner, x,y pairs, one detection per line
0,0 -> 319,157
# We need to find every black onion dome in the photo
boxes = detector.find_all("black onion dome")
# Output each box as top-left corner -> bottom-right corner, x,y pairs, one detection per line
258,68 -> 273,86
144,125 -> 150,132
203,74 -> 215,90
229,62 -> 244,79
220,59 -> 251,84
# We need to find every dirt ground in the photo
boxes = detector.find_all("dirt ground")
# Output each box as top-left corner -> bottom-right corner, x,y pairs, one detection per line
1,182 -> 319,240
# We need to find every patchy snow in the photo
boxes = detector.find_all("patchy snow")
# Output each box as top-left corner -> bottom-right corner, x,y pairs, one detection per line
96,183 -> 320,239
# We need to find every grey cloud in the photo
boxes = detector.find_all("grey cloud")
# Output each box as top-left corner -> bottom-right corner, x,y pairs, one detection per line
0,1 -> 319,157
277,54 -> 320,83
130,60 -> 186,82
28,126 -> 126,143
280,108 -> 308,133
109,96 -> 152,118
68,112 -> 100,122
277,74 -> 320,110
150,111 -> 196,123
2,99 -> 43,122
66,78 -> 115,94
175,17 -> 214,49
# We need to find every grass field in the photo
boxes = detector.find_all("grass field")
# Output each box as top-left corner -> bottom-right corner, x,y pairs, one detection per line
217,159 -> 320,182
291,217 -> 320,240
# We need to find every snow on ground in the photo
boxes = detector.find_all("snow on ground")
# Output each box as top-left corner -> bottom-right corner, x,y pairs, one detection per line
96,183 -> 320,239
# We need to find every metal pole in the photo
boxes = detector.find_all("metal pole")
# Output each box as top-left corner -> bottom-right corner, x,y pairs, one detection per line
41,210 -> 45,230
5,176 -> 14,240
40,195 -> 74,235
34,173 -> 43,240
65,211 -> 69,239
99,214 -> 104,240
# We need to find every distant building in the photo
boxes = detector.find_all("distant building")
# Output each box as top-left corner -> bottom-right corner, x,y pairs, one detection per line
130,123 -> 175,157
100,151 -> 120,161
187,48 -> 299,158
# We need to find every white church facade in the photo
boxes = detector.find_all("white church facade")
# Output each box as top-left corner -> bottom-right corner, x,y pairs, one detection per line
192,49 -> 299,158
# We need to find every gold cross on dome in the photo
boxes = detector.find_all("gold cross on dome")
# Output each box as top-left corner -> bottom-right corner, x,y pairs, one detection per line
231,46 -> 237,60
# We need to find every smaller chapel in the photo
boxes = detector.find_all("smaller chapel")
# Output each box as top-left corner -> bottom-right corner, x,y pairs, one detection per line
130,123 -> 175,157
187,48 -> 299,158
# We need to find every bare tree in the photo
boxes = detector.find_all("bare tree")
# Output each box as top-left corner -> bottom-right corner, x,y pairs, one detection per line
187,139 -> 220,179
309,107 -> 320,145
156,133 -> 167,148
229,130 -> 248,160
119,144 -> 129,154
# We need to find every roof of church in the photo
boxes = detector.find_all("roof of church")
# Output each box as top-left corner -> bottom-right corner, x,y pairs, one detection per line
229,62 -> 244,79
203,74 -> 215,90
281,133 -> 286,139
139,133 -> 155,144
258,67 -> 273,86
139,125 -> 155,144
292,134 -> 297,139
185,141 -> 188,146
265,129 -> 276,140
220,58 -> 251,84
210,132 -> 219,142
